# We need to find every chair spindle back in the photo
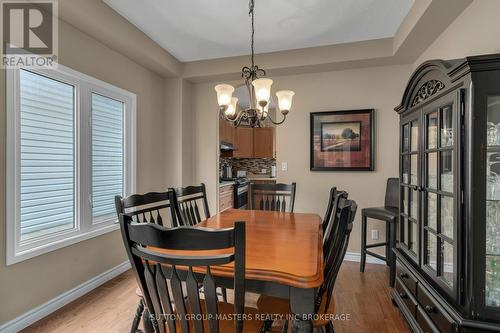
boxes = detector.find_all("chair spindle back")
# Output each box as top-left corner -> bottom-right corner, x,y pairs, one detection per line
115,191 -> 177,227
322,188 -> 348,251
249,182 -> 297,213
171,183 -> 211,226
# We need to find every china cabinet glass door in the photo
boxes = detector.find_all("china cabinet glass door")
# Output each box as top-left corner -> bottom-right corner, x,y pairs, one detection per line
485,95 -> 500,308
422,97 -> 458,297
400,116 -> 420,261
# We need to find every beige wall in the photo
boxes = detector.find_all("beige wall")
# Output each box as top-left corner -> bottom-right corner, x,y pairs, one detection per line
192,65 -> 412,253
192,83 -> 224,213
0,19 -> 172,324
415,0 -> 500,67
274,66 -> 410,253
163,78 -> 195,187
164,78 -> 183,187
181,80 -> 195,186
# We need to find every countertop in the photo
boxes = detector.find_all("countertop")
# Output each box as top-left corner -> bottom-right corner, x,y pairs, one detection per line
219,181 -> 235,188
248,177 -> 277,181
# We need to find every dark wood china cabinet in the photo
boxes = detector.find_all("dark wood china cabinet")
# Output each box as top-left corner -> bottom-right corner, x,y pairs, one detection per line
394,54 -> 500,332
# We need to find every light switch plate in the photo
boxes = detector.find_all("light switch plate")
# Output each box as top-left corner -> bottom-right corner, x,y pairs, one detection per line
281,162 -> 288,171
371,229 -> 379,240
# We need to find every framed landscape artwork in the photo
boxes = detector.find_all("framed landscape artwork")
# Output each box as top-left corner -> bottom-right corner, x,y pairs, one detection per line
310,109 -> 375,171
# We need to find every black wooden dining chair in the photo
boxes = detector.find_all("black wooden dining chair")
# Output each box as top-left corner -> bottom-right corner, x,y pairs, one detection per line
322,187 -> 348,248
120,216 -> 263,333
322,187 -> 338,229
257,198 -> 357,333
171,183 -> 210,226
171,183 -> 228,302
115,191 -> 178,333
319,199 -> 357,321
249,182 -> 296,212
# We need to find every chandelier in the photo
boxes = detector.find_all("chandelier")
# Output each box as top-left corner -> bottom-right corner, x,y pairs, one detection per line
214,0 -> 295,128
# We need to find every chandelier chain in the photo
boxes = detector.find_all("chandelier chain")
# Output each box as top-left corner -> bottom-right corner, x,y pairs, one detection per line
249,0 -> 255,69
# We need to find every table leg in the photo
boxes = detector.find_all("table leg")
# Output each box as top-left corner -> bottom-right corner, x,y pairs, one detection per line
290,287 -> 315,333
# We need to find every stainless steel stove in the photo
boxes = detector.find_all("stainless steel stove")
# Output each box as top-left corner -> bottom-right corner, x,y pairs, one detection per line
220,177 -> 249,209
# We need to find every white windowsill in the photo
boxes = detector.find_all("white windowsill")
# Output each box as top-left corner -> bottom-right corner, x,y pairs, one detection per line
7,223 -> 120,266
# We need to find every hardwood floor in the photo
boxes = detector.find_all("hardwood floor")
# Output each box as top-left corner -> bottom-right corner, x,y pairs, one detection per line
21,262 -> 409,333
332,262 -> 409,333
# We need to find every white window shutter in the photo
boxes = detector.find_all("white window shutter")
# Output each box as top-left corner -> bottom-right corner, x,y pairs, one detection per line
91,93 -> 124,223
19,70 -> 75,241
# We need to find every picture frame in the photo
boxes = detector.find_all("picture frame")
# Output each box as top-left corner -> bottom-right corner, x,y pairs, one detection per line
310,109 -> 375,171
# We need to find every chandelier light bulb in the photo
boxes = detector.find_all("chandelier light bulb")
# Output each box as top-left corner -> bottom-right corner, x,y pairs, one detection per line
276,90 -> 295,113
225,97 -> 238,118
214,84 -> 235,107
252,78 -> 273,107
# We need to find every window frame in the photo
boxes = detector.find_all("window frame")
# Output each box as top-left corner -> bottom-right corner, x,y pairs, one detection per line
6,64 -> 136,265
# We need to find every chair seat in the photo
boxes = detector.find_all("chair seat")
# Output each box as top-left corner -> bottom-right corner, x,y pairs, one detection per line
170,301 -> 263,333
256,294 -> 335,328
361,206 -> 398,222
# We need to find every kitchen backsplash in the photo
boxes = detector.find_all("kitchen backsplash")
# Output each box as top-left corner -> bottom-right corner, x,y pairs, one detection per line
220,157 -> 276,176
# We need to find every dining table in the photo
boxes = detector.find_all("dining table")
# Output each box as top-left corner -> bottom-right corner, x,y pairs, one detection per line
192,208 -> 323,333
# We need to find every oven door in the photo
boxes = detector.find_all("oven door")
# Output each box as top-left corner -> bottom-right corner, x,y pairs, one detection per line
234,184 -> 248,209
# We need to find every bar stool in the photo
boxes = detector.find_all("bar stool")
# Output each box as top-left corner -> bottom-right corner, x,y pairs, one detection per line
360,178 -> 399,286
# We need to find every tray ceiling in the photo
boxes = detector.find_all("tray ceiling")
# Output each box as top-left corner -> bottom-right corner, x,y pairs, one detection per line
104,0 -> 414,62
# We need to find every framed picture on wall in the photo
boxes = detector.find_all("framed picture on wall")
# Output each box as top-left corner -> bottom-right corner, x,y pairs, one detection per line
310,109 -> 375,171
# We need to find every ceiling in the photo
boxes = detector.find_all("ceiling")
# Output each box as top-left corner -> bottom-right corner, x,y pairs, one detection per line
103,0 -> 414,62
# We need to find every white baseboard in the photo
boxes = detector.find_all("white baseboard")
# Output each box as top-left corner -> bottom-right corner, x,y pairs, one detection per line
0,261 -> 131,333
344,251 -> 386,265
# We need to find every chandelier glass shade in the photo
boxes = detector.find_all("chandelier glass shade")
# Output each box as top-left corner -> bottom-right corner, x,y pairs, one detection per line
214,0 -> 295,128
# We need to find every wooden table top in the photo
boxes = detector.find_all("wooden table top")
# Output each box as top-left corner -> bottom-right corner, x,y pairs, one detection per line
197,209 -> 323,289
152,209 -> 323,289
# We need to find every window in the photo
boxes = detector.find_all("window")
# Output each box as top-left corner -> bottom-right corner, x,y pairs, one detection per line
19,70 -> 76,242
6,65 -> 136,265
91,93 -> 125,224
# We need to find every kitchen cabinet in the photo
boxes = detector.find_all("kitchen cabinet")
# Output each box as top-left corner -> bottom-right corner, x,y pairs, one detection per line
219,118 -> 235,144
253,127 -> 275,158
392,53 -> 500,332
219,184 -> 234,213
219,120 -> 276,158
233,127 -> 254,158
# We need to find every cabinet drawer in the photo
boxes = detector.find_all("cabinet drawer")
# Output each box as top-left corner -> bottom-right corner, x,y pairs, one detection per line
416,306 -> 440,333
219,188 -> 234,213
417,284 -> 454,333
219,192 -> 233,203
219,185 -> 233,195
219,198 -> 233,212
396,260 -> 417,295
395,279 -> 417,318
220,192 -> 233,202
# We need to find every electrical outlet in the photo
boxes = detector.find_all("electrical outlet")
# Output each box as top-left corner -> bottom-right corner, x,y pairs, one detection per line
371,229 -> 379,240
281,162 -> 288,171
